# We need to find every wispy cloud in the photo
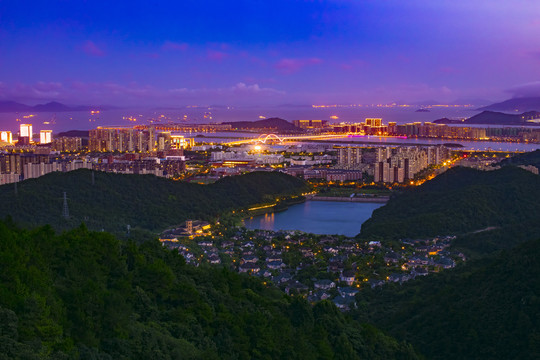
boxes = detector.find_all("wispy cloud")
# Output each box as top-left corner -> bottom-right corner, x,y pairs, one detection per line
275,58 -> 322,74
81,40 -> 105,57
0,81 -> 285,105
207,50 -> 228,61
162,41 -> 189,51
505,81 -> 540,98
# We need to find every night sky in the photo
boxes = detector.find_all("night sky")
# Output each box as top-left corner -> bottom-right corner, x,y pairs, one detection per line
1,0 -> 540,106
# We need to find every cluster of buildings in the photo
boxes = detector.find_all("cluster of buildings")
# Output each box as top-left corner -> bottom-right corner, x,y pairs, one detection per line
373,146 -> 451,183
293,119 -> 328,129
324,118 -> 540,143
335,145 -> 451,183
0,152 -> 186,185
1,124 -> 83,155
89,126 -> 193,152
161,228 -> 463,311
388,122 -> 540,143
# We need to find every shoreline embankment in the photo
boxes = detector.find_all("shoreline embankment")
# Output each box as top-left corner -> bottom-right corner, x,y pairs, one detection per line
306,195 -> 389,203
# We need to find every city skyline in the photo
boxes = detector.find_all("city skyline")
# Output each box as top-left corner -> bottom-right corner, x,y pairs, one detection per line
2,1 -> 540,107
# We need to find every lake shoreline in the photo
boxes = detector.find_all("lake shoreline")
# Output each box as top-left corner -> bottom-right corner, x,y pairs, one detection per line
243,200 -> 385,236
308,195 -> 389,203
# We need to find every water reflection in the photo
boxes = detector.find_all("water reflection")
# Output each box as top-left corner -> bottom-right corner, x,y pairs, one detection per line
244,201 -> 384,237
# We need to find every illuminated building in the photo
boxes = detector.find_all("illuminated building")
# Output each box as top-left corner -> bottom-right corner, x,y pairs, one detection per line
52,137 -> 82,152
0,131 -> 12,144
337,147 -> 362,168
293,119 -> 327,129
157,131 -> 171,151
19,124 -> 33,145
89,126 -> 155,152
365,118 -> 382,127
40,130 -> 52,144
293,120 -> 311,128
171,134 -> 192,149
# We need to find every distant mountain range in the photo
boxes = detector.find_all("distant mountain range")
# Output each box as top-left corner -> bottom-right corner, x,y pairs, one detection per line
0,101 -> 113,113
411,98 -> 493,106
57,130 -> 90,138
222,117 -> 299,131
477,96 -> 540,112
433,110 -> 540,126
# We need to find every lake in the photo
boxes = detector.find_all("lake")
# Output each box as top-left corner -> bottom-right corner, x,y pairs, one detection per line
243,200 -> 384,237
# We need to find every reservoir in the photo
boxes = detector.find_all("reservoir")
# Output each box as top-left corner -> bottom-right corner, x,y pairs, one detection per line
243,200 -> 384,237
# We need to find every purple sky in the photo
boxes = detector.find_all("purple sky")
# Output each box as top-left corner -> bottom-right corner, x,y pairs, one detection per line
1,0 -> 540,106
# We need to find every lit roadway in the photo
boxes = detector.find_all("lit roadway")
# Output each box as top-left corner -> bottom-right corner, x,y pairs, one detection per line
223,133 -> 349,146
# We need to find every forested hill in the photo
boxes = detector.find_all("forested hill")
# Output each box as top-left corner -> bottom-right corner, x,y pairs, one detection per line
222,118 -> 299,131
355,237 -> 540,360
498,149 -> 540,168
0,221 -> 419,359
0,170 -> 309,233
359,166 -> 540,253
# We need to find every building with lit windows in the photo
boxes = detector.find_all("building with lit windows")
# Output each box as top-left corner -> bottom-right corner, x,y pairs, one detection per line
0,131 -> 12,144
19,124 -> 33,145
40,130 -> 52,144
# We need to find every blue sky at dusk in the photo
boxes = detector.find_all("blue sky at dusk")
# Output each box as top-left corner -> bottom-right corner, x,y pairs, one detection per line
1,0 -> 540,106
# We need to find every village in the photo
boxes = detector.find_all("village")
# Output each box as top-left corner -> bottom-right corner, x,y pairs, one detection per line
160,225 -> 464,310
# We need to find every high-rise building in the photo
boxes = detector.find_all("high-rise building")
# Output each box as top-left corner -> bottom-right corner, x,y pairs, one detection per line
20,124 -> 32,137
0,131 -> 12,144
19,124 -> 33,144
365,118 -> 382,127
52,137 -> 82,152
40,130 -> 52,144
89,126 -> 155,152
337,147 -> 363,168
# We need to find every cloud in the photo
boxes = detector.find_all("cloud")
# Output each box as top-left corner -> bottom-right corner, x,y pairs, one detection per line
0,80 -> 285,106
207,50 -> 228,61
275,58 -> 322,74
0,81 -> 64,101
230,82 -> 284,95
505,81 -> 540,98
81,41 -> 105,57
162,41 -> 189,51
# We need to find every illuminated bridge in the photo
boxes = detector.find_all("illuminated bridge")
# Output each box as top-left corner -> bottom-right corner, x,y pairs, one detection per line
224,133 -> 348,146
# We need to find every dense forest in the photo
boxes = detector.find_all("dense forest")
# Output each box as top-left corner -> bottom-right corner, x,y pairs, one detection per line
359,166 -> 540,255
0,170 -> 310,234
354,237 -> 540,360
0,220 -> 418,359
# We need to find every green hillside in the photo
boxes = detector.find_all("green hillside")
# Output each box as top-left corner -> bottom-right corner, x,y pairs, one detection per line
498,149 -> 540,168
0,170 -> 309,234
0,221 -> 418,359
355,237 -> 540,360
359,166 -> 540,253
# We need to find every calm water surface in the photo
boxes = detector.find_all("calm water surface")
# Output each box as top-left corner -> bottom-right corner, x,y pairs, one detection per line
243,200 -> 384,237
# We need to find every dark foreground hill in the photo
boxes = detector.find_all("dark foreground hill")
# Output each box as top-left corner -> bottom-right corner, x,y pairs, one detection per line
0,221 -> 418,359
0,170 -> 309,233
355,237 -> 540,360
360,166 -> 540,256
